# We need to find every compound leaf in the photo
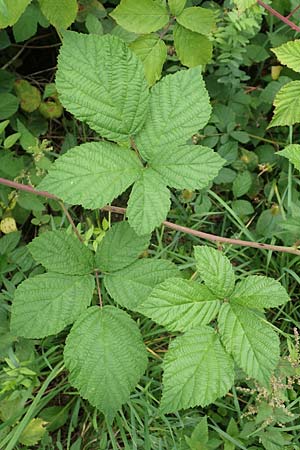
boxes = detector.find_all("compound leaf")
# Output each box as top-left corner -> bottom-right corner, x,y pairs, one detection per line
110,0 -> 169,34
39,142 -> 142,209
231,276 -> 290,310
269,81 -> 300,128
150,144 -> 224,189
194,246 -> 235,298
135,66 -> 211,160
95,221 -> 150,272
104,258 -> 180,311
64,306 -> 148,420
28,230 -> 94,275
11,273 -> 95,338
277,144 -> 300,171
140,278 -> 221,331
168,0 -> 186,16
56,32 -> 149,141
272,40 -> 300,73
130,34 -> 167,86
127,169 -> 170,235
218,303 -> 280,385
173,23 -> 213,68
176,7 -> 215,35
161,326 -> 234,412
38,0 -> 77,29
0,0 -> 31,28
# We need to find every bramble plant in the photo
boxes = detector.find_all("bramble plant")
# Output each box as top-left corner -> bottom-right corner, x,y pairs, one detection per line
38,31 -> 224,235
11,225 -> 290,420
2,0 -> 300,447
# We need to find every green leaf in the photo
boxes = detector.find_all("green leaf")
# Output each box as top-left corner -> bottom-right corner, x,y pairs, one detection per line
28,230 -> 94,275
38,0 -> 77,29
0,119 -> 9,134
176,7 -> 215,35
0,93 -> 19,120
3,133 -> 21,149
64,306 -> 148,420
135,67 -> 211,160
259,429 -> 290,450
231,199 -> 254,218
234,0 -> 256,11
269,81 -> 300,128
104,258 -> 180,311
0,231 -> 21,255
194,246 -> 235,298
19,418 -> 47,446
39,406 -> 69,432
174,23 -> 213,68
272,40 -> 300,73
232,170 -> 252,197
111,24 -> 137,44
168,0 -> 186,16
0,0 -> 32,28
85,14 -> 103,35
150,144 -> 224,189
185,417 -> 209,449
277,144 -> 300,171
161,326 -> 234,412
11,273 -> 95,338
95,221 -> 150,272
56,32 -> 149,141
39,142 -> 142,209
130,34 -> 167,86
231,276 -> 290,310
218,303 -> 280,385
110,0 -> 169,34
13,3 -> 39,43
17,191 -> 44,211
256,208 -> 282,238
140,278 -> 221,331
17,119 -> 37,151
127,169 -> 170,235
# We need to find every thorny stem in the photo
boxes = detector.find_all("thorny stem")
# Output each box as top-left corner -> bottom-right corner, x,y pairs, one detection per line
0,177 -> 83,242
0,177 -> 299,256
101,206 -> 300,257
257,0 -> 300,33
0,177 -> 57,199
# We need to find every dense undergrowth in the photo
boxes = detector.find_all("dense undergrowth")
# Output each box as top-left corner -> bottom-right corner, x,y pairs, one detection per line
1,0 -> 300,449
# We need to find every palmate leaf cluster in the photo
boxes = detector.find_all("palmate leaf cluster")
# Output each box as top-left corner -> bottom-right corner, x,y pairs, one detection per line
11,226 -> 290,418
139,246 -> 290,412
10,221 -> 181,419
39,31 -> 224,235
110,0 -> 216,77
